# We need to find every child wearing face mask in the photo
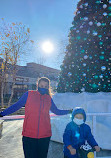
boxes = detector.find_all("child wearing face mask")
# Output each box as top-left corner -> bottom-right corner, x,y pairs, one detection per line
0,77 -> 72,158
63,107 -> 100,158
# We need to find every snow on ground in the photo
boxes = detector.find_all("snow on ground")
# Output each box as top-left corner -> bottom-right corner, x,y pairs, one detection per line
52,92 -> 111,150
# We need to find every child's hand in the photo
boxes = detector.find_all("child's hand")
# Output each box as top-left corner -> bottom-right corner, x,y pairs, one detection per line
70,148 -> 76,155
67,146 -> 76,155
94,146 -> 100,152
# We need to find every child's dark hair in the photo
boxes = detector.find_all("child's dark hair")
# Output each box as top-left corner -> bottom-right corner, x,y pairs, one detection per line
37,77 -> 52,96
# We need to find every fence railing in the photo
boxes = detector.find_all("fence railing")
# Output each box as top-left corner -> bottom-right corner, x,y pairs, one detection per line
87,113 -> 111,158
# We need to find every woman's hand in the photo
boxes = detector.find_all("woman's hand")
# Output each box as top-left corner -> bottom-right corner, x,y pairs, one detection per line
94,146 -> 100,152
69,109 -> 73,114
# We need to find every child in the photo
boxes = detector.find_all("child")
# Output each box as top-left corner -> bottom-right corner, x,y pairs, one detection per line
0,77 -> 72,158
63,107 -> 100,158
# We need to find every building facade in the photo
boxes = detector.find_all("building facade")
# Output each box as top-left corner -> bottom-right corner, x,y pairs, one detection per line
0,58 -> 60,102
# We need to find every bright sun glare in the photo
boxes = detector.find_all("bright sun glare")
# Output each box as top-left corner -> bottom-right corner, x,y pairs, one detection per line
42,41 -> 54,53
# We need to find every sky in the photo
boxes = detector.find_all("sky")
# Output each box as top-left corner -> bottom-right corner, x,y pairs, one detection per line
0,0 -> 79,70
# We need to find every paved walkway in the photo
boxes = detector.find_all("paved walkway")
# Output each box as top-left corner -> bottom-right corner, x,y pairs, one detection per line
0,120 -> 110,158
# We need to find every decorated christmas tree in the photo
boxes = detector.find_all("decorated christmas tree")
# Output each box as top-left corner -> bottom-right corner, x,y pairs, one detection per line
57,0 -> 111,93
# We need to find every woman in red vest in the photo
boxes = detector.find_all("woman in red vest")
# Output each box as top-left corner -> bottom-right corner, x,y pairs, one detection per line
0,77 -> 72,158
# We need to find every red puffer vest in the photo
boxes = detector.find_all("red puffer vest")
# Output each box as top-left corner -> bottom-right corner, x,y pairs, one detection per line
22,90 -> 52,138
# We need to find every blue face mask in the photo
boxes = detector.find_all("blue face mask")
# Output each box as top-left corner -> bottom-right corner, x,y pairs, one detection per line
38,87 -> 49,95
73,118 -> 84,126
